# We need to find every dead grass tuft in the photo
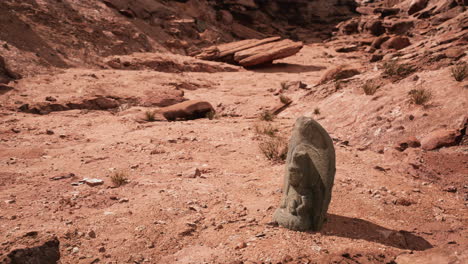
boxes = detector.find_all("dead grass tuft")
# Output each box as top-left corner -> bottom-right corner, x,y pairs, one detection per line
110,170 -> 129,187
144,111 -> 156,122
451,64 -> 467,82
259,110 -> 275,121
259,136 -> 288,162
408,88 -> 432,105
254,123 -> 278,137
383,60 -> 415,78
362,80 -> 380,95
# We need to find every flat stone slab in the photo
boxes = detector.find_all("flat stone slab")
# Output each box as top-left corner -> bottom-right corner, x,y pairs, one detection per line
195,37 -> 303,67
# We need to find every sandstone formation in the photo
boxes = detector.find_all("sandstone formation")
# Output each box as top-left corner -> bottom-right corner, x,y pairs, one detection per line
162,100 -> 215,121
273,117 -> 336,231
196,38 -> 303,67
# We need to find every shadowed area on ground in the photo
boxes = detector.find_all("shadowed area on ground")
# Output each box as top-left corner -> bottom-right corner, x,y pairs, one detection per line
249,63 -> 326,73
320,214 -> 433,251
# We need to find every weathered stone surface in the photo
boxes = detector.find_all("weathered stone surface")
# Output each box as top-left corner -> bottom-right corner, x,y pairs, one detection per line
273,117 -> 336,231
371,35 -> 391,49
420,129 -> 460,150
387,20 -> 414,35
337,19 -> 359,35
317,65 -> 360,85
374,7 -> 400,18
1,237 -> 60,264
235,39 -> 303,67
381,36 -> 411,50
408,0 -> 428,15
162,100 -> 214,121
365,20 -> 386,36
395,247 -> 468,264
0,56 -> 21,84
395,136 -> 421,151
195,37 -> 303,67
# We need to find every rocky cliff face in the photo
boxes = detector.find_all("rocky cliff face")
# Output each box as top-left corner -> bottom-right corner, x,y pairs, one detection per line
0,0 -> 357,76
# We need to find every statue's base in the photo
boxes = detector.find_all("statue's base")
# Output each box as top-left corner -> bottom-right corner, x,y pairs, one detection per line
273,208 -> 314,231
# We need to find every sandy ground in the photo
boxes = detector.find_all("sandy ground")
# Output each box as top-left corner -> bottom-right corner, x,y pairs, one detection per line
1,43 -> 467,263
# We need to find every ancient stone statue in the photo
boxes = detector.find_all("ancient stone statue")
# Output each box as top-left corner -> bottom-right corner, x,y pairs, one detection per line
273,116 -> 336,231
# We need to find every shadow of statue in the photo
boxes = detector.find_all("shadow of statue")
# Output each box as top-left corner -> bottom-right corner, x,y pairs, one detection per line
248,63 -> 326,73
319,214 -> 433,251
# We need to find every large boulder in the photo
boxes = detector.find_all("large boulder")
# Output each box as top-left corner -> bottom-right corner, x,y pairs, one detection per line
161,100 -> 214,121
420,129 -> 461,150
196,37 -> 303,67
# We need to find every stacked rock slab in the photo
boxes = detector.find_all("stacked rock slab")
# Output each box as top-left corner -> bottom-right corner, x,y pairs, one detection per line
195,37 -> 303,67
273,117 -> 336,231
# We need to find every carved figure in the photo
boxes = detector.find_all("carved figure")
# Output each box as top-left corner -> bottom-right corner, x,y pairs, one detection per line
273,116 -> 336,231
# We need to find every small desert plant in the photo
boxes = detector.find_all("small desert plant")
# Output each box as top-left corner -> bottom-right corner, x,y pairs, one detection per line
362,80 -> 380,95
254,123 -> 278,137
334,80 -> 343,90
259,137 -> 288,162
206,110 -> 217,120
408,88 -> 432,105
451,64 -> 467,82
280,81 -> 289,90
314,108 -> 321,115
383,60 -> 415,78
259,110 -> 275,121
110,170 -> 129,187
144,111 -> 156,122
279,94 -> 292,104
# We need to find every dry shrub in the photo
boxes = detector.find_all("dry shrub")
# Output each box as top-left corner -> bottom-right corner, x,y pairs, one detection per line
259,110 -> 274,121
206,110 -> 217,120
362,80 -> 380,95
259,136 -> 288,162
314,108 -> 321,115
409,88 -> 432,105
144,111 -> 156,122
254,123 -> 278,137
451,64 -> 467,82
383,60 -> 415,78
110,170 -> 129,187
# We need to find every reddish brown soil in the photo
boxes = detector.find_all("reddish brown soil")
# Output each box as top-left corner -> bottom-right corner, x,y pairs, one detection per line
1,0 -> 467,263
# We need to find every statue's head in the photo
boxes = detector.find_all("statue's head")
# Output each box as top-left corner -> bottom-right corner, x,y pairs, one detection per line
288,150 -> 309,187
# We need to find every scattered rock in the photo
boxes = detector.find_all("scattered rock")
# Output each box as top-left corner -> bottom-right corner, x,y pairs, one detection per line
374,7 -> 400,18
1,237 -> 60,263
381,36 -> 411,50
82,178 -> 104,187
395,136 -> 421,151
317,65 -> 360,85
162,100 -> 214,121
365,20 -> 386,36
420,129 -> 460,150
45,96 -> 57,102
49,173 -> 75,181
442,186 -> 457,193
183,168 -> 201,178
394,198 -> 414,206
387,20 -> 414,35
